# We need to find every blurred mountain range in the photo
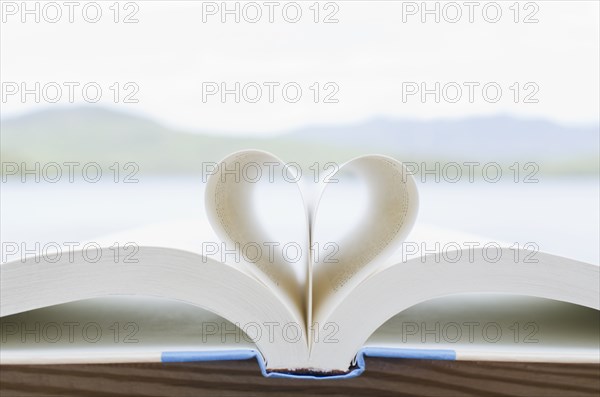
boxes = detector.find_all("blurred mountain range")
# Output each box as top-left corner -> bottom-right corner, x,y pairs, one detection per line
2,107 -> 598,175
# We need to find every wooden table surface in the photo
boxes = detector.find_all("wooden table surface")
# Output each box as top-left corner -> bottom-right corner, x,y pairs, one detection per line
1,358 -> 599,397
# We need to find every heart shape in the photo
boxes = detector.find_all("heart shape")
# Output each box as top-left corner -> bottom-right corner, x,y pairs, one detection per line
204,150 -> 418,325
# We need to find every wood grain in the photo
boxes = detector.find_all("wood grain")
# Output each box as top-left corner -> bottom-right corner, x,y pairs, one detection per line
1,359 -> 599,397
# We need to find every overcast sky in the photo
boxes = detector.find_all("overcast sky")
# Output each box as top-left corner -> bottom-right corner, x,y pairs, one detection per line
1,0 -> 599,135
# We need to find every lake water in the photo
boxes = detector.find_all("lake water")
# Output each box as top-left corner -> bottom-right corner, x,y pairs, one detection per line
1,177 -> 598,264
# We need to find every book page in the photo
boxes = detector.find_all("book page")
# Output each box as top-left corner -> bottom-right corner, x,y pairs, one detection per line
0,244 -> 311,369
204,150 -> 310,331
1,296 -> 257,364
308,248 -> 599,371
310,155 -> 419,326
365,294 -> 600,363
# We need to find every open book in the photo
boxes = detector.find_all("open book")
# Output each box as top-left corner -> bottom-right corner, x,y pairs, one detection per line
1,150 -> 599,379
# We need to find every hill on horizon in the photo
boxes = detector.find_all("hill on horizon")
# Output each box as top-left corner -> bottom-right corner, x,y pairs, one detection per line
2,107 -> 598,176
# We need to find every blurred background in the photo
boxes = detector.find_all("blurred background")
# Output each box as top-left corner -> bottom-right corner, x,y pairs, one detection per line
1,0 -> 598,263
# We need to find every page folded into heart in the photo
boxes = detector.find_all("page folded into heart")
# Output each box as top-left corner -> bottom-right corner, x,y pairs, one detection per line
204,150 -> 310,329
204,150 -> 418,336
310,155 -> 419,326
